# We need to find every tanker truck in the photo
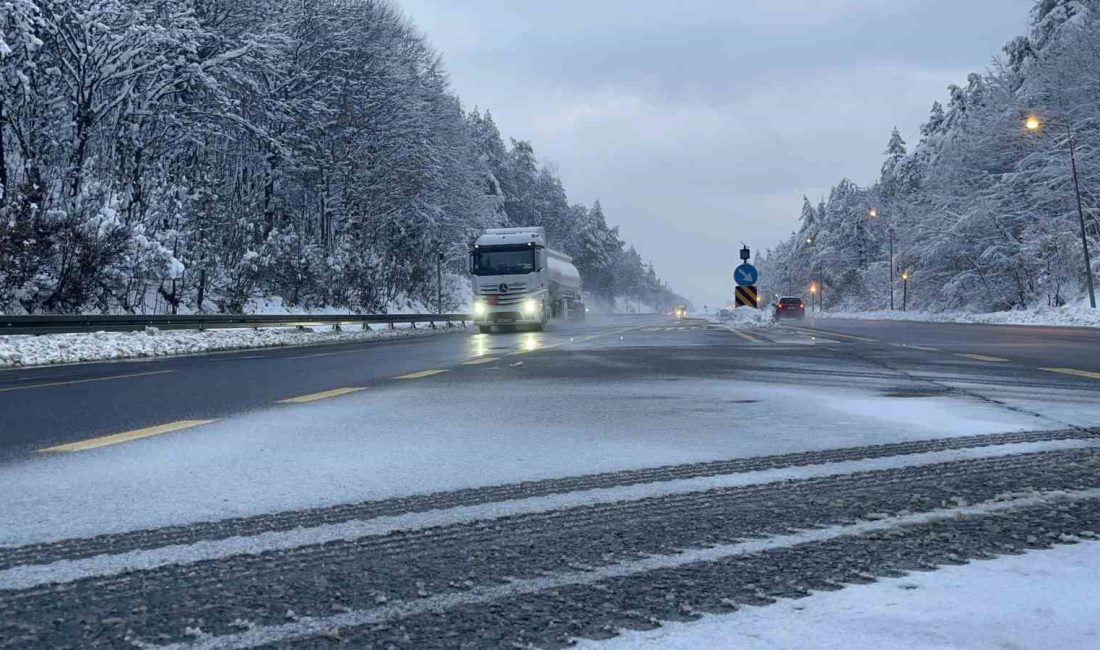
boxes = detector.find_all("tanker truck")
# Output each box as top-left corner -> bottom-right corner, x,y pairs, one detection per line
469,227 -> 584,334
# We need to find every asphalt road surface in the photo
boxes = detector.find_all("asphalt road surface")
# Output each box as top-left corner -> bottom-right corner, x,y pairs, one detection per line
0,319 -> 637,460
812,316 -> 1100,376
2,314 -> 1100,648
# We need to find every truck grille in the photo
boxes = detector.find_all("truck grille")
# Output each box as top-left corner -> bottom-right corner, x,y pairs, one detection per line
479,283 -> 528,306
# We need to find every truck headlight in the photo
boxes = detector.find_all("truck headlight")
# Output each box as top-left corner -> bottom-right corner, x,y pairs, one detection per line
472,300 -> 487,317
522,299 -> 539,317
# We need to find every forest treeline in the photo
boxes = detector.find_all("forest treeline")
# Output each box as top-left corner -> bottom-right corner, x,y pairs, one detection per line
761,0 -> 1100,313
0,0 -> 682,314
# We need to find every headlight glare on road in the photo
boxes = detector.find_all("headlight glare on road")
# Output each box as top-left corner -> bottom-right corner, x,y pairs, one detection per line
522,299 -> 539,317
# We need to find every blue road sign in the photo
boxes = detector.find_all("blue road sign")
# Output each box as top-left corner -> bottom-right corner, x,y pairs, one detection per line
734,263 -> 758,286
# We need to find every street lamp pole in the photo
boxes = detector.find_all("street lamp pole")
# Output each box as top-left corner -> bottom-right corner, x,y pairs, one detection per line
889,227 -> 895,311
1068,127 -> 1097,309
1027,115 -> 1096,308
869,208 -> 895,310
901,272 -> 909,312
436,250 -> 444,315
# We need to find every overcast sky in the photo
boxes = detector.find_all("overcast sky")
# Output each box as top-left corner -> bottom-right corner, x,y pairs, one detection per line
399,0 -> 1033,307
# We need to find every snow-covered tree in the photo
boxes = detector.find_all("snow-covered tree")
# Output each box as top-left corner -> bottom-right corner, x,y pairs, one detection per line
762,0 -> 1100,313
0,0 -> 675,314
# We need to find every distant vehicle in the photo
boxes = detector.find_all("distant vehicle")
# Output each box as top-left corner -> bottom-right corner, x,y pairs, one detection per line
773,296 -> 806,320
674,305 -> 688,319
718,308 -> 731,320
469,227 -> 584,334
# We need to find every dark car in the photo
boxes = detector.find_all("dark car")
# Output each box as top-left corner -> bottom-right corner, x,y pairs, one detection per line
774,296 -> 806,320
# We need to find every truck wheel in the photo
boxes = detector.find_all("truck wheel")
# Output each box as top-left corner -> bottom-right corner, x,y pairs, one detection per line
478,325 -> 492,334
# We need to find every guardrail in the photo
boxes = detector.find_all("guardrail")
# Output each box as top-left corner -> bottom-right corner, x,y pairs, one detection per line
0,313 -> 471,336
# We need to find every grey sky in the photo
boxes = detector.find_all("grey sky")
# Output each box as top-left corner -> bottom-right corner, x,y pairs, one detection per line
399,0 -> 1033,307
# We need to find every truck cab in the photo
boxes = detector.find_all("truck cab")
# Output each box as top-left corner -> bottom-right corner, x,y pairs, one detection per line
469,227 -> 583,334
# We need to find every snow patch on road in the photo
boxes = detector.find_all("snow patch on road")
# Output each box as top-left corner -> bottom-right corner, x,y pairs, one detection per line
0,438 -> 1091,589
585,537 -> 1100,650
141,491 -> 1100,650
0,324 -> 454,369
824,300 -> 1100,329
0,378 -> 1055,547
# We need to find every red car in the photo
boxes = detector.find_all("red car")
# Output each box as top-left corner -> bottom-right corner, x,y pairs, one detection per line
774,296 -> 806,320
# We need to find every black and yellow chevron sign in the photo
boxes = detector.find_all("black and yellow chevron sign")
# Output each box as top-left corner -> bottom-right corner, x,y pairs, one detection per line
735,285 -> 758,308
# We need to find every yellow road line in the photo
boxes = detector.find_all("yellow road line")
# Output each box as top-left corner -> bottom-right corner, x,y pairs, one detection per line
277,387 -> 365,403
562,324 -> 652,344
1042,367 -> 1100,381
286,350 -> 354,359
396,369 -> 449,380
0,370 -> 173,394
462,357 -> 499,365
956,353 -> 1009,363
38,419 -> 216,453
890,343 -> 942,353
792,327 -> 877,342
728,328 -> 763,344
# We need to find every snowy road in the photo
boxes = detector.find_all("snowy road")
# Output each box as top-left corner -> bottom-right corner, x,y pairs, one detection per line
2,315 -> 1100,648
812,315 -> 1100,377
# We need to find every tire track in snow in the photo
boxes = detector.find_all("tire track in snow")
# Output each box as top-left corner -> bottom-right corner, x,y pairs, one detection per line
1,427 -> 1094,571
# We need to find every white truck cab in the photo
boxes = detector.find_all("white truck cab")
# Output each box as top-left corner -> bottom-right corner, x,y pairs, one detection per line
469,227 -> 584,333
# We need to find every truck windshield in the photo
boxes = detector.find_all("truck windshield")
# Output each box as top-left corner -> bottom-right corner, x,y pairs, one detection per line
471,249 -> 537,275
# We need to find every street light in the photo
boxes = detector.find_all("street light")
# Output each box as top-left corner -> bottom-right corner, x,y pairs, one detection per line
901,271 -> 909,312
1024,114 -> 1096,308
809,282 -> 818,312
868,207 -> 895,310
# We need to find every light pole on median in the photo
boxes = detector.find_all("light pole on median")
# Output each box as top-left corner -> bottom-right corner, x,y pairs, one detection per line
868,207 -> 896,311
436,250 -> 444,314
901,271 -> 909,312
1026,114 -> 1097,309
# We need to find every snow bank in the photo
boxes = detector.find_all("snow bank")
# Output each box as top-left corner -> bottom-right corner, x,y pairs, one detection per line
0,325 -> 454,369
585,539 -> 1100,650
825,300 -> 1100,328
709,308 -> 773,328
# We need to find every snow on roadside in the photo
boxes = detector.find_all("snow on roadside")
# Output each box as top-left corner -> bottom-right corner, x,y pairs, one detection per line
0,324 -> 456,369
824,300 -> 1100,329
583,539 -> 1100,650
708,308 -> 774,329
